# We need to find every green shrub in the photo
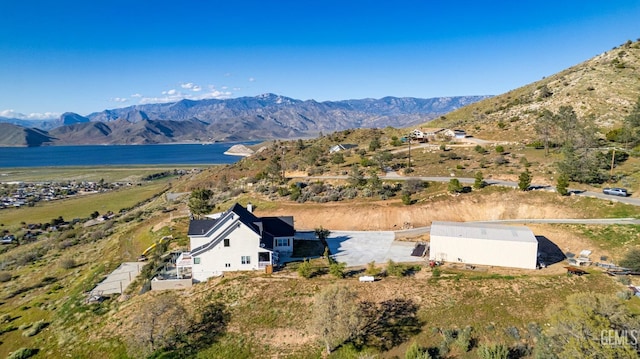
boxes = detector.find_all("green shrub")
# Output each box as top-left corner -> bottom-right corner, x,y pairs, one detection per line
477,343 -> 509,359
620,248 -> 640,271
7,348 -> 39,359
0,325 -> 17,335
297,259 -> 313,279
386,260 -> 408,277
556,173 -> 569,196
22,320 -> 48,337
474,145 -> 487,154
473,171 -> 485,189
59,258 -> 77,269
365,261 -> 381,276
617,290 -> 633,300
455,326 -> 473,352
402,192 -> 412,205
329,262 -> 346,278
0,271 -> 11,282
505,326 -> 520,340
448,178 -> 463,193
405,341 -> 432,359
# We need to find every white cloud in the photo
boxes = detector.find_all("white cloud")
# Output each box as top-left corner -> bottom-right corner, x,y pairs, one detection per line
131,93 -> 142,98
111,97 -> 129,103
0,109 -> 21,118
248,77 -> 256,82
0,109 -> 59,120
138,85 -> 233,105
181,82 -> 202,92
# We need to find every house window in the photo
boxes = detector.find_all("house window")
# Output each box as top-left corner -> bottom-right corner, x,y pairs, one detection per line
224,238 -> 230,247
225,263 -> 231,268
194,257 -> 201,264
241,256 -> 251,265
276,238 -> 290,247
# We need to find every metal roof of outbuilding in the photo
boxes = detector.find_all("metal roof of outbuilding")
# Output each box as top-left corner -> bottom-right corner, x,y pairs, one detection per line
430,221 -> 537,243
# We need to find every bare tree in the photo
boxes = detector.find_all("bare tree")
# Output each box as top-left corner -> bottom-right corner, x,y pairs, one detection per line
535,109 -> 555,156
125,292 -> 191,357
311,284 -> 365,355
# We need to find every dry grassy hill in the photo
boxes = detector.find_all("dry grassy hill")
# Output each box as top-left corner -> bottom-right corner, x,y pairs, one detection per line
429,39 -> 640,142
5,39 -> 640,359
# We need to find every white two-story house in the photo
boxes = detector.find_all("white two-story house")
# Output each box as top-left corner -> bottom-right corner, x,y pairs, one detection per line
182,203 -> 295,282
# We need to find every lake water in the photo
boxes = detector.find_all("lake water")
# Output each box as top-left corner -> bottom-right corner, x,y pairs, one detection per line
0,142 -> 261,167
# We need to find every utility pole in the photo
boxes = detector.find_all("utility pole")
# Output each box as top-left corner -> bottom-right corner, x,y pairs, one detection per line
281,146 -> 286,180
407,133 -> 412,170
610,148 -> 616,180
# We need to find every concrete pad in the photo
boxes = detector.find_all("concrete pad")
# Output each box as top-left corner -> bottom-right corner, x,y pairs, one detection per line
90,262 -> 146,296
326,231 -> 423,267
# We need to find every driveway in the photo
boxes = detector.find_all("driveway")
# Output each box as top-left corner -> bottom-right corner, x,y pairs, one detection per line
326,230 -> 422,267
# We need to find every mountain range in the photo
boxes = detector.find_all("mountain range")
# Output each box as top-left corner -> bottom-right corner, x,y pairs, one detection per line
0,94 -> 489,147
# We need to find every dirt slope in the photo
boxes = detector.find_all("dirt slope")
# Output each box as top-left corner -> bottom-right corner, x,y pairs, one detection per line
256,191 -> 579,231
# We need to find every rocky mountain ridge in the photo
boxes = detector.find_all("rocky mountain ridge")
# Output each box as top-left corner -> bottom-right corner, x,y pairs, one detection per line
0,94 -> 489,146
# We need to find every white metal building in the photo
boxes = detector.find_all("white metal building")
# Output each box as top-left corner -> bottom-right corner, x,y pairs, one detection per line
429,221 -> 538,269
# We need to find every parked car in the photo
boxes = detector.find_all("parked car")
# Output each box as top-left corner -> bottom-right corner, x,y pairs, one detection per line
1,235 -> 15,244
602,187 -> 628,197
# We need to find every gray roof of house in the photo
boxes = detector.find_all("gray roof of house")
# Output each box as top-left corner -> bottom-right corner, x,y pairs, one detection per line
430,221 -> 537,244
188,204 -> 295,250
187,219 -> 218,236
261,217 -> 295,237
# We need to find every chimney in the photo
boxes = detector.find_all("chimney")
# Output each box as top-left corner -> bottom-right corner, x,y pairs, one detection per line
247,202 -> 253,213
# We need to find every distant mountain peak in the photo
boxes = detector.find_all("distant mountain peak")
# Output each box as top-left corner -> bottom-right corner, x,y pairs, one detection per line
255,93 -> 297,105
59,112 -> 90,125
0,94 -> 489,146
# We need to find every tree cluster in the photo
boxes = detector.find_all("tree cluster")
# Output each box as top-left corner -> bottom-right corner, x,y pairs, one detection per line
534,105 -> 631,184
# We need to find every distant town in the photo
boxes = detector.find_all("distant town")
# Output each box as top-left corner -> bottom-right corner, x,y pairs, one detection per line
0,180 -> 129,209
0,169 -> 200,210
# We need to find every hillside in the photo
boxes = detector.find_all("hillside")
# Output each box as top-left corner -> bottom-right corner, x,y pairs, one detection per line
5,39 -> 640,359
0,123 -> 56,147
1,164 -> 640,358
429,39 -> 640,142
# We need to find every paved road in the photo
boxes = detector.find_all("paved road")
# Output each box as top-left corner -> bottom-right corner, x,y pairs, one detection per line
290,173 -> 640,207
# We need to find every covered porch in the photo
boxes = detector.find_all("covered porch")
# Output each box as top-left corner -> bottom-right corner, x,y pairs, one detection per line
258,250 -> 278,268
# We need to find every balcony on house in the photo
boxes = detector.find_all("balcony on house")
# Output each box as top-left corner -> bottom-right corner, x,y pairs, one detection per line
175,252 -> 193,267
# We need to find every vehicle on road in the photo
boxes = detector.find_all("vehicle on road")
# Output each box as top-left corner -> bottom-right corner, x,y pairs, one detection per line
603,187 -> 628,197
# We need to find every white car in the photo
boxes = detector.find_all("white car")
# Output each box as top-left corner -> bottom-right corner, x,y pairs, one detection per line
602,187 -> 628,197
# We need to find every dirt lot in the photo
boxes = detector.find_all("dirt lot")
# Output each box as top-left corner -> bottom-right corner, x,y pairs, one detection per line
253,190 -> 614,275
256,190 -> 580,231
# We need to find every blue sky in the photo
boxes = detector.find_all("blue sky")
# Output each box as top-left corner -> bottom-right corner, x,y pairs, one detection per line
1,1 -> 639,119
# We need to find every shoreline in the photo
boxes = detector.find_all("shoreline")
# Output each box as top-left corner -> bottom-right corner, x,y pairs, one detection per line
0,140 -> 259,148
